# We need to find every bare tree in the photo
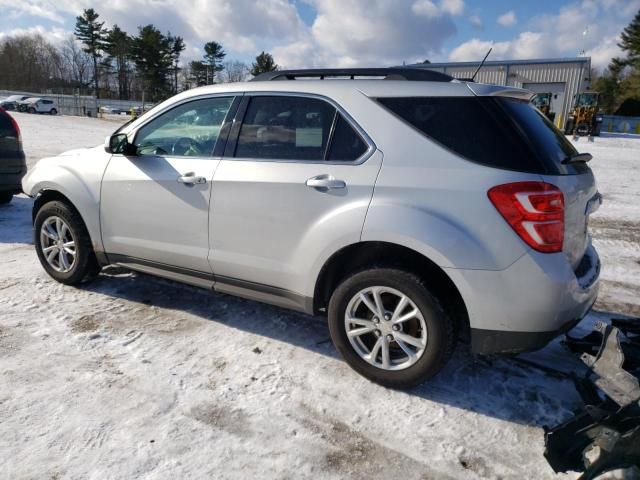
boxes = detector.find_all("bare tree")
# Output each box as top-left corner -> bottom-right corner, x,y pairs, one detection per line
60,36 -> 93,87
220,60 -> 249,83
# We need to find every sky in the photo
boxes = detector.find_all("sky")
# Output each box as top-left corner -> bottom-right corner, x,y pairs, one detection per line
0,0 -> 639,71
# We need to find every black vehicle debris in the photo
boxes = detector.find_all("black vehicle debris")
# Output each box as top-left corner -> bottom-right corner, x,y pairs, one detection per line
544,319 -> 640,479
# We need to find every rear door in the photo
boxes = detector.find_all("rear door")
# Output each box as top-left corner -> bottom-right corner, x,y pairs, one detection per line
100,95 -> 237,273
209,93 -> 381,295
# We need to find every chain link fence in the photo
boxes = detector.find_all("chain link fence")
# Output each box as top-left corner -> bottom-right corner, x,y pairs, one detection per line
0,90 -> 149,117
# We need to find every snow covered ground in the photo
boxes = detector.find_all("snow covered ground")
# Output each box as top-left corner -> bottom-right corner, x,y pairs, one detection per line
1,113 -> 639,479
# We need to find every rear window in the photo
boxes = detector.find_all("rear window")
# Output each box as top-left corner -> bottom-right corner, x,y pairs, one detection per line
377,96 -> 585,175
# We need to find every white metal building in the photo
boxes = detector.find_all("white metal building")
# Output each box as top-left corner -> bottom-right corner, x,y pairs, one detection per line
411,57 -> 592,128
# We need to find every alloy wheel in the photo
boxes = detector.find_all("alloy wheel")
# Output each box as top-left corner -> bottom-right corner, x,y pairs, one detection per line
344,286 -> 428,371
39,216 -> 77,273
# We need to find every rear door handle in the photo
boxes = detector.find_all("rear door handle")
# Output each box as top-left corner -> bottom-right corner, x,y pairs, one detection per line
306,175 -> 346,190
177,172 -> 206,185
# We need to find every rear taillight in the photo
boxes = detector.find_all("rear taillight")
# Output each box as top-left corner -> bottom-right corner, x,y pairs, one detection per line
488,182 -> 564,253
6,110 -> 22,146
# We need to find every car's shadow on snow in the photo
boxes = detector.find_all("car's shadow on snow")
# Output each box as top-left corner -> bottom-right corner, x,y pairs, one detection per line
0,195 -> 33,244
83,266 -> 611,428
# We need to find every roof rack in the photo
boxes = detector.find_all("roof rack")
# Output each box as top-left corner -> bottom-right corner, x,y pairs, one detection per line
250,68 -> 453,82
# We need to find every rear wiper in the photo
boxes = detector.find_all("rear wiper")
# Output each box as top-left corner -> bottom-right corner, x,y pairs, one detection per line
562,152 -> 592,164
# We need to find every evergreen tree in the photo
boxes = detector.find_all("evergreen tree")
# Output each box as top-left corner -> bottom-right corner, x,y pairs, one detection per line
188,61 -> 208,87
74,8 -> 107,98
618,9 -> 640,65
131,25 -> 173,101
104,25 -> 132,100
169,35 -> 186,94
203,41 -> 226,84
250,51 -> 278,76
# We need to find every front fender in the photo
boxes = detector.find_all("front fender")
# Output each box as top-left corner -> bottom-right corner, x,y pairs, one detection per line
22,149 -> 110,253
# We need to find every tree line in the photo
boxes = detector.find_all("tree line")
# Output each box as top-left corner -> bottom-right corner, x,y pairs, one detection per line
0,8 -> 279,102
594,9 -> 640,116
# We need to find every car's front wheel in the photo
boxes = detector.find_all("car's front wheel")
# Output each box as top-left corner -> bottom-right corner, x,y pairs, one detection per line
34,201 -> 100,285
328,268 -> 455,388
50,108 -> 57,115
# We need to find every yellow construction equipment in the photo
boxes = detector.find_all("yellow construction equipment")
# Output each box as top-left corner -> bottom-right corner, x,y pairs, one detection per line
531,93 -> 556,122
564,92 -> 603,136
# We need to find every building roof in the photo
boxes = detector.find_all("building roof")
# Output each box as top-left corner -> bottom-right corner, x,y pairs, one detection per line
409,57 -> 591,68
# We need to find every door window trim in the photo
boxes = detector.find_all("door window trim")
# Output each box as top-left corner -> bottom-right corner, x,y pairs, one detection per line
124,93 -> 241,159
224,91 -> 376,165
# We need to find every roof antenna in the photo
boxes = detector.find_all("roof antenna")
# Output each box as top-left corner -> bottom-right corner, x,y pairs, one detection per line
471,47 -> 492,82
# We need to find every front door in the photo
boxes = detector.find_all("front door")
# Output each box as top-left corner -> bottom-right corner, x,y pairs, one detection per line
100,95 -> 236,273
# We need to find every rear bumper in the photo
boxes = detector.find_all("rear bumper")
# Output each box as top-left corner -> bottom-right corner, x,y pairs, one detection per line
470,316 -> 585,354
0,161 -> 27,194
447,242 -> 600,354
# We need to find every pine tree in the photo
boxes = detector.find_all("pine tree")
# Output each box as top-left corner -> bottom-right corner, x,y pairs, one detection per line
104,25 -> 132,100
74,8 -> 107,98
203,41 -> 226,84
188,61 -> 208,87
250,51 -> 278,76
131,25 -> 173,101
168,35 -> 186,94
618,9 -> 640,64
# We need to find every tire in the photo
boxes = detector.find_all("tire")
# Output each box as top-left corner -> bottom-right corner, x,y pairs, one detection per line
564,119 -> 574,135
50,108 -> 57,115
0,192 -> 13,204
328,268 -> 455,389
28,107 -> 36,114
34,200 -> 100,285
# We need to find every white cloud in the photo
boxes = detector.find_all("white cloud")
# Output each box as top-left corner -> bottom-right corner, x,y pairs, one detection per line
412,0 -> 440,17
497,10 -> 517,27
0,25 -> 69,44
469,14 -> 482,29
450,0 -> 640,69
440,0 -> 464,16
0,0 -> 65,23
274,0 -> 458,68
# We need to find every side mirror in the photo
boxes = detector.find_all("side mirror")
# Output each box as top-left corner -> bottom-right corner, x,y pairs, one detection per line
105,133 -> 137,155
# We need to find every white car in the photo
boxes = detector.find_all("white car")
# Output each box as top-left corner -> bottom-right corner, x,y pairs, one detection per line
19,98 -> 58,115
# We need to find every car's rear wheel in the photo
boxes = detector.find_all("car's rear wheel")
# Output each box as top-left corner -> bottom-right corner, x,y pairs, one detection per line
50,108 -> 57,115
34,201 -> 100,285
0,193 -> 13,204
328,268 -> 455,388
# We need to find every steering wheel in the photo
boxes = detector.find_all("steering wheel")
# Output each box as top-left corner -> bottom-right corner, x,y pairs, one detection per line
171,137 -> 204,156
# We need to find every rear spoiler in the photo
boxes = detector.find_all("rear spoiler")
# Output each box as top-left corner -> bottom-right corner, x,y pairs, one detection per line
465,83 -> 535,102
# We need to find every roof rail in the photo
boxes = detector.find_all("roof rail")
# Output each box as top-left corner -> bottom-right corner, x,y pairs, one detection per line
250,68 -> 453,82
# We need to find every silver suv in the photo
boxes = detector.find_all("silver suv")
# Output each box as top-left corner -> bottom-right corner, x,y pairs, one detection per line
23,68 -> 601,388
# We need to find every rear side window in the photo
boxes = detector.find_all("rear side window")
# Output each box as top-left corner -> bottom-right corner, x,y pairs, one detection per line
377,96 -> 582,175
236,96 -> 335,161
327,114 -> 368,161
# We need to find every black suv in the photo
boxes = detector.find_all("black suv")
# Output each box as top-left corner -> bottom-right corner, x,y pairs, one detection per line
0,108 -> 26,204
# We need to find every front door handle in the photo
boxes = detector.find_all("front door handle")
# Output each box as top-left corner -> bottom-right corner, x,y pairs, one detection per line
177,172 -> 206,185
306,175 -> 346,190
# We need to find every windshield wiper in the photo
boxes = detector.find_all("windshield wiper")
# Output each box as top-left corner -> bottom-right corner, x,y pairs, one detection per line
562,152 -> 592,164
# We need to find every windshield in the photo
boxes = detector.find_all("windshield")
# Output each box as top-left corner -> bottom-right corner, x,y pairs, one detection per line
575,93 -> 598,107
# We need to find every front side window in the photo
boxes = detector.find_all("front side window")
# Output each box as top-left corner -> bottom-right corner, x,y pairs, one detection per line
235,96 -> 335,161
134,96 -> 234,157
